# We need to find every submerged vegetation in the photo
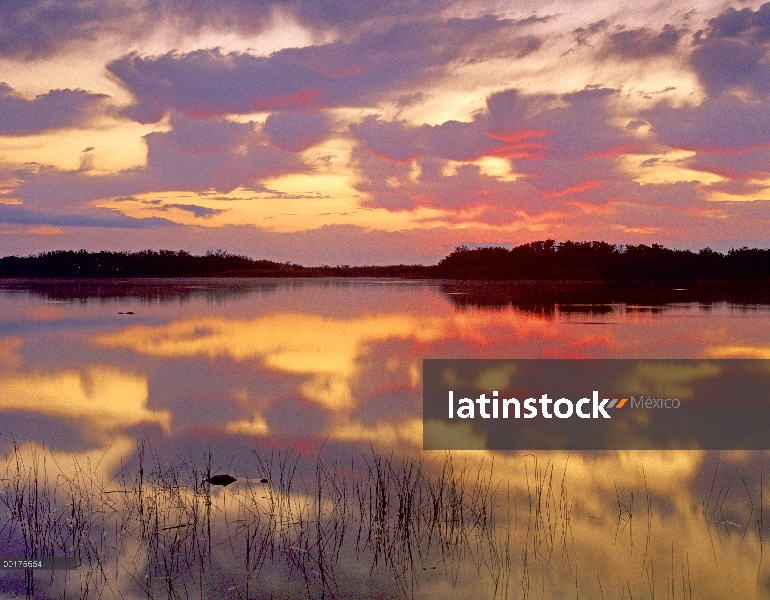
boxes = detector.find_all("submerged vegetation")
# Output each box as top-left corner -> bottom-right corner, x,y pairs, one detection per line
3,241 -> 770,280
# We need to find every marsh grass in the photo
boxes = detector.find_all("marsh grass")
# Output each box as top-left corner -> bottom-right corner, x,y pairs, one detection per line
0,442 -> 118,598
0,443 -> 767,600
0,442 -> 514,599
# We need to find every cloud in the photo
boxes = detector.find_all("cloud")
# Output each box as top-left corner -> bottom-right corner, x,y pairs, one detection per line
4,0 -> 770,257
0,0 -> 462,58
344,78 -> 766,223
613,5 -> 770,187
351,148 -> 541,214
0,84 -> 109,136
7,202 -> 770,266
685,150 -> 770,181
263,111 -> 332,152
572,19 -> 610,46
276,0 -> 456,30
602,24 -> 683,59
487,87 -> 643,162
352,116 -> 501,163
691,2 -> 770,98
110,196 -> 228,218
351,118 -> 423,163
645,91 -> 770,181
0,203 -> 173,229
706,180 -> 769,196
643,96 -> 770,154
349,86 -> 648,216
0,0 -> 135,58
141,116 -> 305,192
353,87 -> 638,167
161,204 -> 226,218
107,17 -> 542,123
15,115 -> 307,208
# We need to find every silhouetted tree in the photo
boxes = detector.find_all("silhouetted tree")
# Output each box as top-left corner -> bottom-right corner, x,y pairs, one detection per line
3,242 -> 770,280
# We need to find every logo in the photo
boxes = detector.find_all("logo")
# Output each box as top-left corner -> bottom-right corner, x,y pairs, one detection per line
447,392 -> 679,420
422,359 -> 755,450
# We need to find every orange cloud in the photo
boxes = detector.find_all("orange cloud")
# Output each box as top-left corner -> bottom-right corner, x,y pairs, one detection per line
542,179 -> 605,200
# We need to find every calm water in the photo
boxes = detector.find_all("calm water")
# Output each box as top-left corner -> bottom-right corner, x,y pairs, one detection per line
1,278 -> 769,599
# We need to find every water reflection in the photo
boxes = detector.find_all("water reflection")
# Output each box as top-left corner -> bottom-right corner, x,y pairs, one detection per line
440,280 -> 770,313
0,279 -> 769,598
0,368 -> 169,449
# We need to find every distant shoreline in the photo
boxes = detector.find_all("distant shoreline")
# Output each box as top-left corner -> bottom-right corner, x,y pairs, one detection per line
2,241 -> 770,281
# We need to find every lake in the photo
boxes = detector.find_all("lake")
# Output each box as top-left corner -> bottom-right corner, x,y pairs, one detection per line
0,278 -> 769,599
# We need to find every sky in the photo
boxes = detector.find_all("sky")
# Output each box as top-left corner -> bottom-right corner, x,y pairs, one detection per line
2,0 -> 770,264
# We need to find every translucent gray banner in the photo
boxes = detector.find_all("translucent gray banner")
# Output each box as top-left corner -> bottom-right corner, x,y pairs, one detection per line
0,557 -> 79,570
423,359 -> 770,450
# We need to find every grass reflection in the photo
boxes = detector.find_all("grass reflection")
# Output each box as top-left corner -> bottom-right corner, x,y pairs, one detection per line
1,442 -> 768,599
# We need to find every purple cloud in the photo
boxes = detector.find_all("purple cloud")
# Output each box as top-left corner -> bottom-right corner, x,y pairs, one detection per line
645,91 -> 770,181
602,24 -> 683,58
0,203 -> 172,229
0,0 -> 135,57
15,115 -> 307,208
107,17 -> 542,123
352,116 -> 502,163
0,0 -> 460,58
0,84 -> 109,135
353,87 -> 640,166
349,86 -> 649,216
263,112 -> 332,152
572,19 -> 610,46
691,2 -> 770,97
351,148 -> 542,214
159,204 -> 226,218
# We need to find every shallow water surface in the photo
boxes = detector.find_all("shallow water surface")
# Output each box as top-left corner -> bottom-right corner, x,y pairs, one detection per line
0,278 -> 769,599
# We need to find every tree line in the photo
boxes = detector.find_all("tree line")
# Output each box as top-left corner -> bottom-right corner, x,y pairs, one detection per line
1,242 -> 770,280
432,241 -> 770,280
0,249 -> 425,278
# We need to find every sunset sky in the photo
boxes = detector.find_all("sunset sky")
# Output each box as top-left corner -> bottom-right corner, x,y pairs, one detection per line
2,0 -> 770,264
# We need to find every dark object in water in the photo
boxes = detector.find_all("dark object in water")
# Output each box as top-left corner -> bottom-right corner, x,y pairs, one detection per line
205,474 -> 237,487
260,478 -> 269,484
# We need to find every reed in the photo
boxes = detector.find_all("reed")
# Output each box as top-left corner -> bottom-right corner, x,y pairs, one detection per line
0,441 -> 507,599
0,442 -> 766,599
